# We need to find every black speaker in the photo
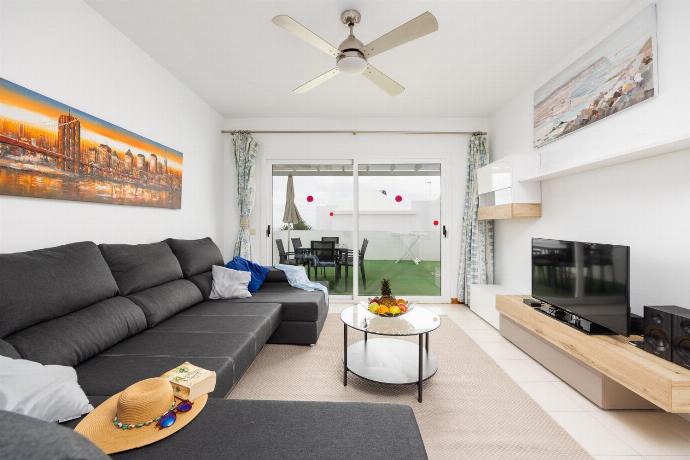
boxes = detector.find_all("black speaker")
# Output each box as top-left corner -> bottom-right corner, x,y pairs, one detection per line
643,306 -> 674,360
671,308 -> 690,370
630,312 -> 644,336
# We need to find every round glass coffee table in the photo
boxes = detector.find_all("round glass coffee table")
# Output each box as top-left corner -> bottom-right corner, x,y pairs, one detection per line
341,303 -> 441,402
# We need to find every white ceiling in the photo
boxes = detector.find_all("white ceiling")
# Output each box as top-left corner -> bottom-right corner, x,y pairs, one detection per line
87,0 -> 634,118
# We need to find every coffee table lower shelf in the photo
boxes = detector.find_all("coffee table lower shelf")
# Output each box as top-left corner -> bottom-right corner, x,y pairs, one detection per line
344,338 -> 438,402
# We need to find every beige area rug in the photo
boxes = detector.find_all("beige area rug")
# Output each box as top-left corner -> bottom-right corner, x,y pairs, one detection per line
228,315 -> 591,459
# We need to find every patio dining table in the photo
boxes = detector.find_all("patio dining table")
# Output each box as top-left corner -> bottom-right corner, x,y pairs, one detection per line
295,244 -> 350,279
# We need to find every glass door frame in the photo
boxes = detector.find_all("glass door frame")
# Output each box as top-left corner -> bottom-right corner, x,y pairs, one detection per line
261,157 -> 451,303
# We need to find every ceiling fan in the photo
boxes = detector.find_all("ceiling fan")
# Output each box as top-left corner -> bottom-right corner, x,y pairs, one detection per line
272,9 -> 438,96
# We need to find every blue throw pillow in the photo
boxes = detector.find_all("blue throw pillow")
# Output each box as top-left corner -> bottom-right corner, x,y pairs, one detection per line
226,256 -> 270,293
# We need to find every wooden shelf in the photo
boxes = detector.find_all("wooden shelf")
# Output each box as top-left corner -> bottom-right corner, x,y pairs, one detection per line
477,203 -> 541,220
497,295 -> 690,413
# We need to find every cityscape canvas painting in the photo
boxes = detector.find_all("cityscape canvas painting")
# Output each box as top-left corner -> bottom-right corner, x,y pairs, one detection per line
534,5 -> 657,148
0,78 -> 182,208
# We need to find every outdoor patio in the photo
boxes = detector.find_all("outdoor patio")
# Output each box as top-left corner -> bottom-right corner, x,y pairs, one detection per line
310,259 -> 441,296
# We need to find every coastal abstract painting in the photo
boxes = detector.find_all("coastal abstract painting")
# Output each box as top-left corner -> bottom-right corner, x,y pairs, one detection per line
534,5 -> 657,148
0,79 -> 182,208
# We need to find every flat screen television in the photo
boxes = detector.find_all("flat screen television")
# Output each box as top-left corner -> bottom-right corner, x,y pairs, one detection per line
531,238 -> 630,336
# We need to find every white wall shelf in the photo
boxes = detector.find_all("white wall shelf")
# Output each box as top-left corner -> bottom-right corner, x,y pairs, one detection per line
477,154 -> 541,220
520,136 -> 690,183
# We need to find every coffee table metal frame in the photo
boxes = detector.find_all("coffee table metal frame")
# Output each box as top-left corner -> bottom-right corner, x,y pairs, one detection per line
341,305 -> 440,402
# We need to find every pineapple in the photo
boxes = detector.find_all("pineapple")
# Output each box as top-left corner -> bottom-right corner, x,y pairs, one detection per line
378,279 -> 397,307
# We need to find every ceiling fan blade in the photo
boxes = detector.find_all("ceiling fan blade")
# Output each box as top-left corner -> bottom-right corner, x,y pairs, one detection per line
272,15 -> 340,57
363,65 -> 404,96
293,68 -> 340,94
363,11 -> 438,59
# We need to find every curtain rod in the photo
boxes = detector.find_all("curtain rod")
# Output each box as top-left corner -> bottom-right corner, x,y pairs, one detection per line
221,129 -> 486,135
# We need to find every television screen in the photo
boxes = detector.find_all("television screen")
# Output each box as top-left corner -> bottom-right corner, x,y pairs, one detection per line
532,238 -> 630,336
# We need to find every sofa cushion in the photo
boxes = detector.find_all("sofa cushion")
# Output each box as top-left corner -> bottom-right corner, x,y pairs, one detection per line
154,314 -> 276,349
179,301 -> 282,335
264,268 -> 288,283
75,355 -> 234,398
99,242 -> 183,295
5,297 -> 147,366
0,340 -> 20,359
188,271 -> 213,299
127,279 -> 203,327
74,400 -> 428,459
0,410 -> 109,460
0,242 -> 119,337
227,283 -> 327,322
102,330 -> 256,385
209,266 -> 252,300
165,237 -> 224,277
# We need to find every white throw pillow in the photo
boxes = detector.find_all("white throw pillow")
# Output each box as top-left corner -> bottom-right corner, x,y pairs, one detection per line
209,265 -> 252,299
0,356 -> 93,423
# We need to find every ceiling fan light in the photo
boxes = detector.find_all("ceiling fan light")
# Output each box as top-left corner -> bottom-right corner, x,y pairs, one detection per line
336,54 -> 367,75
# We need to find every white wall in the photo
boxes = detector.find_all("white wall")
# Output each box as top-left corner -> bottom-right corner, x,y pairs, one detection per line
489,0 -> 690,315
0,0 -> 226,254
223,117 -> 488,299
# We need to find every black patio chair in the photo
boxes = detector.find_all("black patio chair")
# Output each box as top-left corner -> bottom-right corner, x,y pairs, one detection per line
310,240 -> 337,281
321,236 -> 340,245
291,237 -> 314,272
275,239 -> 297,265
339,238 -> 368,289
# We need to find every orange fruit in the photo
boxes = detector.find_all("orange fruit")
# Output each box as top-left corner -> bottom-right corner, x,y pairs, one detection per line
399,305 -> 407,312
377,305 -> 390,315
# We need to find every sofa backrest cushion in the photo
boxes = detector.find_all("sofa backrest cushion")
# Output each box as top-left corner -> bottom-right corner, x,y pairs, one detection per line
99,242 -> 183,295
188,271 -> 213,300
0,340 -> 20,359
127,279 -> 203,327
0,242 -> 119,338
5,297 -> 147,366
166,237 -> 224,277
264,268 -> 288,283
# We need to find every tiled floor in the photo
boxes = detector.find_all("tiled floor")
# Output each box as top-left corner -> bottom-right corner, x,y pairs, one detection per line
329,302 -> 690,459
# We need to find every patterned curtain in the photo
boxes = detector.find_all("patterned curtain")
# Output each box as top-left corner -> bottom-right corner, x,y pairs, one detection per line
457,133 -> 494,304
232,131 -> 258,259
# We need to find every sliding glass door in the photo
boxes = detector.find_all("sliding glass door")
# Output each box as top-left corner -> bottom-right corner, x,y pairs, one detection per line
267,160 -> 444,300
357,163 -> 442,297
270,163 -> 353,296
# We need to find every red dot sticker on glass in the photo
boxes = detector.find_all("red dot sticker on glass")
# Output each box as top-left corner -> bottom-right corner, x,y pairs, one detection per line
394,195 -> 402,202
433,220 -> 439,226
329,211 -> 334,217
306,195 -> 314,203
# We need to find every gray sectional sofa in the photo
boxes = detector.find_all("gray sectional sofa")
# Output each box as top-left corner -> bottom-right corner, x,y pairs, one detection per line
0,237 -> 427,459
0,238 -> 328,397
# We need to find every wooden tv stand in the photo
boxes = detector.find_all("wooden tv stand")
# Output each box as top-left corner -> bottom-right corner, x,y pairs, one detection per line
496,295 -> 690,413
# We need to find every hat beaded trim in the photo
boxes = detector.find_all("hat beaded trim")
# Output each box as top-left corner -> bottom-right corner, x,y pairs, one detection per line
112,403 -> 175,430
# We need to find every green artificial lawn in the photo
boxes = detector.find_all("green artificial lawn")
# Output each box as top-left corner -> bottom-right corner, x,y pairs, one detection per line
308,259 -> 441,296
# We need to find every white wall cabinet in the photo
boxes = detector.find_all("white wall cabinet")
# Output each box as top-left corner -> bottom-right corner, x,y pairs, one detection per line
477,154 -> 541,220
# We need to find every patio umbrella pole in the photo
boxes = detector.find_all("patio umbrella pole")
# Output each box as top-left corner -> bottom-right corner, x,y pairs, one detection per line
282,174 -> 302,261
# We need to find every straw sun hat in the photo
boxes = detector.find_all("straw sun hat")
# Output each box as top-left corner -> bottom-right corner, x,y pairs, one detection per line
75,377 -> 207,454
